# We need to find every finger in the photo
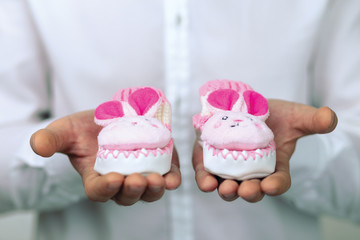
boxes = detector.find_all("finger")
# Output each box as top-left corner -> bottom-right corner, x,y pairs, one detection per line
313,107 -> 338,133
30,116 -> 75,157
164,147 -> 181,190
164,164 -> 181,190
30,128 -> 60,157
261,150 -> 291,196
141,173 -> 166,202
82,171 -> 124,202
218,179 -> 239,201
195,169 -> 218,192
192,142 -> 218,192
296,105 -> 338,136
238,179 -> 265,203
113,173 -> 147,206
30,111 -> 100,158
261,171 -> 291,196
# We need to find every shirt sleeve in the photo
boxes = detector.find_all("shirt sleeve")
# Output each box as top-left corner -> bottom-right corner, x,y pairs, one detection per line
282,0 -> 360,223
0,0 -> 86,213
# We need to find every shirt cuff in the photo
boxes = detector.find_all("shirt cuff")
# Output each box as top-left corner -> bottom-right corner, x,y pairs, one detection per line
10,120 -> 86,211
282,131 -> 360,222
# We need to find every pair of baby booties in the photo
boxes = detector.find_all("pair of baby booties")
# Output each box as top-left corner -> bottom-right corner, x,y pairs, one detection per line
94,80 -> 276,181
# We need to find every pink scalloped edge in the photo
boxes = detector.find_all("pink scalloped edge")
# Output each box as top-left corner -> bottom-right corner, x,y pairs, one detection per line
199,79 -> 253,96
97,139 -> 173,159
112,87 -> 169,104
205,141 -> 275,161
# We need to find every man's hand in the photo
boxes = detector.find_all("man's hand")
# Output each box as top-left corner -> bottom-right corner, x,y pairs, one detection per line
30,110 -> 181,206
193,99 -> 338,203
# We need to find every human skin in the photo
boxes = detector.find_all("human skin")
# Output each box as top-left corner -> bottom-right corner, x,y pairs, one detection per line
30,99 -> 337,204
30,110 -> 181,206
192,99 -> 338,203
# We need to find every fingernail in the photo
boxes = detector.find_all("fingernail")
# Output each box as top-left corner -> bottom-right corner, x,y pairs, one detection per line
329,111 -> 338,131
222,193 -> 237,201
267,189 -> 279,196
129,186 -> 143,193
247,193 -> 259,200
149,186 -> 163,193
107,182 -> 121,191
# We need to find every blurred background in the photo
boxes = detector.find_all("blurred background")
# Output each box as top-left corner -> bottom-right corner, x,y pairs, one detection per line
0,211 -> 359,240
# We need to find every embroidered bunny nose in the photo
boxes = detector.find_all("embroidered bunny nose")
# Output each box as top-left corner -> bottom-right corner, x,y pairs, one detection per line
234,119 -> 243,122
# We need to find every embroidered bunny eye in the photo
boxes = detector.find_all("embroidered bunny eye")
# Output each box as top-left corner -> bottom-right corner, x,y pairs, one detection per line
222,116 -> 228,120
246,115 -> 254,121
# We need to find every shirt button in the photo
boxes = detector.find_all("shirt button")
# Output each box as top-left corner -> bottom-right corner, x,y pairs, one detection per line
176,14 -> 182,26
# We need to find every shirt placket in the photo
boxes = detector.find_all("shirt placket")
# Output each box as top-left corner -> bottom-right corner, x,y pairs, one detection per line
164,0 -> 193,240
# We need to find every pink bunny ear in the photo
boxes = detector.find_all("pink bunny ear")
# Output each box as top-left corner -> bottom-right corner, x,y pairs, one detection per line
207,89 -> 240,111
243,90 -> 269,119
94,100 -> 124,126
128,87 -> 160,115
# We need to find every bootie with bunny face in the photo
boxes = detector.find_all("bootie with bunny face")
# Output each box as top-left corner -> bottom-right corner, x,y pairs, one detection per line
94,87 -> 172,175
193,80 -> 276,180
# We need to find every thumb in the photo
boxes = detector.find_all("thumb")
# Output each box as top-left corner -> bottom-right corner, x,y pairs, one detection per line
296,106 -> 338,136
30,120 -> 74,157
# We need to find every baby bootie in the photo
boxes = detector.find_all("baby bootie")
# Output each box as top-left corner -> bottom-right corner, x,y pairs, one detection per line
193,80 -> 276,180
94,87 -> 172,175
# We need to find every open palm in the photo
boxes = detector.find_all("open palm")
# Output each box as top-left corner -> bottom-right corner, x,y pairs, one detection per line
193,99 -> 337,202
30,110 -> 181,206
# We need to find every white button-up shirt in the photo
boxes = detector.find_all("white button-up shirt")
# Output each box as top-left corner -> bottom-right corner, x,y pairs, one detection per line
1,0 -> 360,239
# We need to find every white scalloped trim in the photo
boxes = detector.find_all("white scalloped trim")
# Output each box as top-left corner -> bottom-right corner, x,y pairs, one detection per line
203,141 -> 276,180
94,145 -> 173,176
